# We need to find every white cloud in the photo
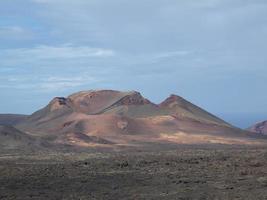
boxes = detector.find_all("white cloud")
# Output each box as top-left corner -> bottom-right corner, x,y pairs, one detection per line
0,74 -> 100,92
0,67 -> 16,73
0,26 -> 34,40
155,51 -> 191,59
40,75 -> 100,91
40,82 -> 85,91
1,44 -> 115,61
31,0 -> 53,3
125,50 -> 192,65
0,26 -> 24,33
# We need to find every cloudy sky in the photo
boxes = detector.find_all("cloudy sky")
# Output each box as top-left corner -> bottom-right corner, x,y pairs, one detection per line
0,0 -> 267,127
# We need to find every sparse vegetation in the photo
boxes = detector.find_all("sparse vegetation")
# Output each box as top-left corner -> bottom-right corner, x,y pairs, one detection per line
1,147 -> 267,200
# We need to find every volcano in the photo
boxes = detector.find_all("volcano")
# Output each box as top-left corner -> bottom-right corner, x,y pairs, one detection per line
14,90 -> 265,148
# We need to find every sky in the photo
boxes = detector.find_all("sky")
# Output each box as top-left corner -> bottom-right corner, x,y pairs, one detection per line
0,0 -> 267,128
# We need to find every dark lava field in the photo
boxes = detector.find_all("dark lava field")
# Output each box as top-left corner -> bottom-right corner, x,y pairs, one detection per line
1,146 -> 267,200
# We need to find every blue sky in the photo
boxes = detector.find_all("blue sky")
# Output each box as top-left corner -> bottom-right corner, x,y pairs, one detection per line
0,0 -> 267,128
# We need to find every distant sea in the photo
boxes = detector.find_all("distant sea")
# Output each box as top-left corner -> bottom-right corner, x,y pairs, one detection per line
217,113 -> 267,129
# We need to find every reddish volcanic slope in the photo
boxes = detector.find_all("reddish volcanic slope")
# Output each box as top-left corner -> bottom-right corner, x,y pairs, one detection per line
248,121 -> 267,135
16,90 -> 266,148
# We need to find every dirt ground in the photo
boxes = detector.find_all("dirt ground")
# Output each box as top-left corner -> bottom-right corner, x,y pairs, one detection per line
1,146 -> 267,200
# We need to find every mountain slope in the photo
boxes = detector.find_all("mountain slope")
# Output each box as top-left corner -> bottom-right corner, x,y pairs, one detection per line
159,94 -> 230,126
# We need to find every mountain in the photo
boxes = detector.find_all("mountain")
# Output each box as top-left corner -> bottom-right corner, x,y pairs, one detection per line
16,89 -> 265,148
0,114 -> 28,126
248,120 -> 267,135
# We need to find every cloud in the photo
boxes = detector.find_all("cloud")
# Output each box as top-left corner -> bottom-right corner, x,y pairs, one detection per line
0,67 -> 16,73
0,26 -> 34,40
1,44 -> 115,60
0,26 -> 24,34
153,51 -> 191,61
32,0 -> 52,3
40,76 -> 100,91
0,74 -> 100,92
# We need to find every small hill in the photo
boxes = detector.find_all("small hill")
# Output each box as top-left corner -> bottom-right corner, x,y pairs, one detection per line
248,120 -> 267,135
0,114 -> 28,126
0,125 -> 46,151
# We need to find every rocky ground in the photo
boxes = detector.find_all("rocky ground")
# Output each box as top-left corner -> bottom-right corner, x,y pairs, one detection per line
1,146 -> 267,200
